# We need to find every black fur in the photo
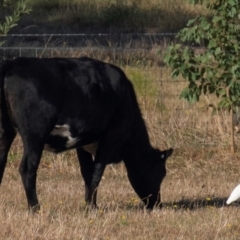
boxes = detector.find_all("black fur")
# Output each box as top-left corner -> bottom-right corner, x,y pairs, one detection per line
0,57 -> 173,211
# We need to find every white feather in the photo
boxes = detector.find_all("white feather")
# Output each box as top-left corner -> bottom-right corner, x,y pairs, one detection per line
226,184 -> 240,204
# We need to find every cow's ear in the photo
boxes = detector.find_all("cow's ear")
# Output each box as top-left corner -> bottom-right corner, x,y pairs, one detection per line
160,148 -> 173,160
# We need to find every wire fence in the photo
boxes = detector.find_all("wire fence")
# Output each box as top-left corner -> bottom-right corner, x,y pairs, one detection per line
0,33 -> 176,47
0,33 -> 178,63
0,33 -> 238,150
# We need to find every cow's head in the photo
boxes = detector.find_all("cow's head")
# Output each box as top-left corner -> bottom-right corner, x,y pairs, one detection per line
125,148 -> 173,209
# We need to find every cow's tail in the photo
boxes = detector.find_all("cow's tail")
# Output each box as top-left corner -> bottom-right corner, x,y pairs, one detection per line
0,60 -> 6,110
0,60 -> 14,133
0,60 -> 16,185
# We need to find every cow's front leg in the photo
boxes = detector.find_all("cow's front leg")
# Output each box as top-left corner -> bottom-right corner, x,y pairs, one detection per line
86,134 -> 122,207
88,161 -> 107,207
76,148 -> 98,207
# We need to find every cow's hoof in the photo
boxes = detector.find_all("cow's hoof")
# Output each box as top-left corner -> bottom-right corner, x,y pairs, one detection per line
29,204 -> 41,214
84,203 -> 98,213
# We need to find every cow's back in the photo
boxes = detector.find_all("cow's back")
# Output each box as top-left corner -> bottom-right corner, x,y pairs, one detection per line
2,57 -> 137,152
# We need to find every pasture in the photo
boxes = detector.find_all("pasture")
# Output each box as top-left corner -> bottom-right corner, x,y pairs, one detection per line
0,66 -> 240,239
1,0 -> 240,239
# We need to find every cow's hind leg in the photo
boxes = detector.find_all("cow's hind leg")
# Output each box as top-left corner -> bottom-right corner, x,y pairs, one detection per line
0,129 -> 16,184
19,138 -> 44,213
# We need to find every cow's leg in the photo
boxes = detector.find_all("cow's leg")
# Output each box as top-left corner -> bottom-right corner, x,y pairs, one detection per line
85,130 -> 125,207
76,149 -> 97,206
19,139 -> 44,212
0,129 -> 16,184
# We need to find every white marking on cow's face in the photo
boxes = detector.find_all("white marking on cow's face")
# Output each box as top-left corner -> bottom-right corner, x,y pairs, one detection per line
161,154 -> 165,159
51,124 -> 78,148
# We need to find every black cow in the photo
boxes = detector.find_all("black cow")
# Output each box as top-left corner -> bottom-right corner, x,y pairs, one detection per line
0,57 -> 173,212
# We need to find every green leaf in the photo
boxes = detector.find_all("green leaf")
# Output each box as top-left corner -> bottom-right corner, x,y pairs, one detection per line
216,88 -> 226,97
0,0 -> 32,46
179,87 -> 189,99
228,0 -> 236,6
212,16 -> 222,23
215,47 -> 221,55
172,69 -> 180,78
202,23 -> 210,30
187,19 -> 196,27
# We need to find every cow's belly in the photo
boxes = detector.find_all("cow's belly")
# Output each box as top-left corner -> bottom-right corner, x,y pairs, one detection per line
44,124 -> 78,153
44,124 -> 98,154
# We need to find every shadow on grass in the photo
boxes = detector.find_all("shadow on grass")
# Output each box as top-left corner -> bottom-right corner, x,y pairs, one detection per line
162,197 -> 240,211
77,197 -> 240,213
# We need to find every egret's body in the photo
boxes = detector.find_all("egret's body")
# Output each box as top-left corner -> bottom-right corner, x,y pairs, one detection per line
226,184 -> 240,204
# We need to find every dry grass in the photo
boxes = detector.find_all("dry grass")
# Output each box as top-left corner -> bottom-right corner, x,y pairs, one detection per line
1,140 -> 240,239
1,65 -> 240,239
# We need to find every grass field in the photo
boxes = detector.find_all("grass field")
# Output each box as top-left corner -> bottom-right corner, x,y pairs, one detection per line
1,132 -> 240,239
1,0 -> 240,239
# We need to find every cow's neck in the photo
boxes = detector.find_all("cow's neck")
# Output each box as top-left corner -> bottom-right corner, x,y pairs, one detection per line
132,116 -> 151,150
122,114 -> 153,165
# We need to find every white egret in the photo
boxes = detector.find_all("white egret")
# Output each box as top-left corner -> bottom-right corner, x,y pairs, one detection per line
226,184 -> 240,204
